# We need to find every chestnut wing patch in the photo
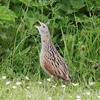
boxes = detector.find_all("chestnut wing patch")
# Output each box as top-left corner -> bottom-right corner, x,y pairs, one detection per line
44,60 -> 68,81
44,61 -> 55,76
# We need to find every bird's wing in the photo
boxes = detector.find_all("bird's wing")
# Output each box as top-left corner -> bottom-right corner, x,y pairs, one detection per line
43,58 -> 70,81
43,45 -> 71,81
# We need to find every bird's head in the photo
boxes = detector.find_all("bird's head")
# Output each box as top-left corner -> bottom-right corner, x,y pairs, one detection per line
35,21 -> 49,36
35,21 -> 51,44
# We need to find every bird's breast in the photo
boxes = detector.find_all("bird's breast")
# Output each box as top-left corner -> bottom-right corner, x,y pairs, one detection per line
40,49 -> 53,75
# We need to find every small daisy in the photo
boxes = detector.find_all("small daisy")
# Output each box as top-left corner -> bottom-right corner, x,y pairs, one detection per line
48,97 -> 52,100
52,85 -> 56,88
97,95 -> 100,99
89,82 -> 95,85
25,76 -> 29,80
76,95 -> 81,100
38,81 -> 42,84
47,78 -> 51,82
70,96 -> 72,98
27,86 -> 30,89
72,83 -> 79,86
6,81 -> 11,85
61,85 -> 66,88
16,82 -> 22,85
26,94 -> 31,98
2,76 -> 6,80
85,91 -> 90,95
12,86 -> 17,89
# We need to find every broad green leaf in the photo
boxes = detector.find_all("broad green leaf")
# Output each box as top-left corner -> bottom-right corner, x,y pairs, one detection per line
0,6 -> 17,22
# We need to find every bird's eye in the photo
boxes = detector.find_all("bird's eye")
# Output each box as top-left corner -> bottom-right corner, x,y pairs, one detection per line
43,25 -> 45,28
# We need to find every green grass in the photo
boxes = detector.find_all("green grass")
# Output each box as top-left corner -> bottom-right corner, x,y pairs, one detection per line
0,76 -> 100,100
0,0 -> 100,99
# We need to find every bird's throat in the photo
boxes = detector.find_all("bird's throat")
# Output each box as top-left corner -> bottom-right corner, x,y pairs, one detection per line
41,37 -> 51,51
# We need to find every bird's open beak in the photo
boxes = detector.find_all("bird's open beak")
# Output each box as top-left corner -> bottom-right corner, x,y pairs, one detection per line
38,20 -> 43,26
34,25 -> 39,29
34,20 -> 43,29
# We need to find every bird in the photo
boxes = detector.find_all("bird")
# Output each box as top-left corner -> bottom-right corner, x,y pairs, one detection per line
35,21 -> 71,82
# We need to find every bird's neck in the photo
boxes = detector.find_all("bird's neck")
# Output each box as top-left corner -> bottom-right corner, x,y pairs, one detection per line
41,34 -> 52,51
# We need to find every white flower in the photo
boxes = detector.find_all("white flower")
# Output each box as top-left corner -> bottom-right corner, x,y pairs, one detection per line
52,85 -> 56,88
2,76 -> 6,80
76,95 -> 81,100
97,95 -> 100,99
27,86 -> 30,89
77,98 -> 81,100
26,94 -> 31,98
48,97 -> 52,100
25,76 -> 29,80
89,82 -> 95,85
6,81 -> 11,85
61,85 -> 66,88
12,86 -> 17,89
16,82 -> 22,85
85,91 -> 90,95
38,81 -> 42,84
47,78 -> 51,82
72,83 -> 79,86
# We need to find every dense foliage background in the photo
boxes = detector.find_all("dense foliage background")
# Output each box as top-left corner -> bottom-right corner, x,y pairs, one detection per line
0,0 -> 100,83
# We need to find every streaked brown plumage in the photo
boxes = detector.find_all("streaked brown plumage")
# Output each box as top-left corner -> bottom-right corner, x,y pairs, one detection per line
35,21 -> 71,82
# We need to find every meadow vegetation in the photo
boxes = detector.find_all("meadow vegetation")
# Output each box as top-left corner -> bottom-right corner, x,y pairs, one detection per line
0,0 -> 100,99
